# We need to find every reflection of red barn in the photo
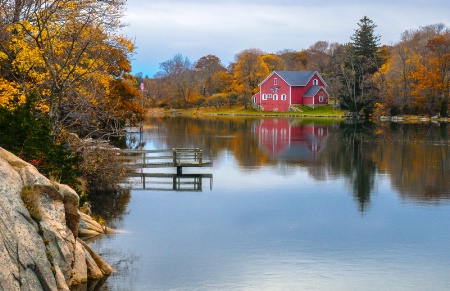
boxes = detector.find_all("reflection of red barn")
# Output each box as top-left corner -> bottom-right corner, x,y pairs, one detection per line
253,71 -> 329,112
255,119 -> 328,161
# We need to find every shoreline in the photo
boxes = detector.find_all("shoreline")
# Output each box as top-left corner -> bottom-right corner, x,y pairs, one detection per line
145,108 -> 449,123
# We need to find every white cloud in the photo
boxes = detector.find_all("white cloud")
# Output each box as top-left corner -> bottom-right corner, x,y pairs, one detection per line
122,0 -> 450,76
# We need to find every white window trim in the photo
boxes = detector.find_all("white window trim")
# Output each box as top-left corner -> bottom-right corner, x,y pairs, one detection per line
262,94 -> 267,100
281,94 -> 286,101
274,78 -> 277,85
273,94 -> 278,100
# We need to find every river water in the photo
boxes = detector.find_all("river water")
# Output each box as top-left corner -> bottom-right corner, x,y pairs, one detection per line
91,117 -> 450,290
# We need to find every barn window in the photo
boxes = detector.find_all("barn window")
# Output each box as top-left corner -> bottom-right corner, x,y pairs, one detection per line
274,78 -> 277,85
273,94 -> 278,100
262,94 -> 267,100
281,94 -> 286,101
313,79 -> 318,85
319,95 -> 324,102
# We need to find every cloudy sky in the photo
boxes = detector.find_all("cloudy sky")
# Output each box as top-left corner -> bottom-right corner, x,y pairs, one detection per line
122,0 -> 450,77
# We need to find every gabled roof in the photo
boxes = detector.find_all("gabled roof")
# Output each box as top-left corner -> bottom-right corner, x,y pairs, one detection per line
304,86 -> 322,97
259,70 -> 328,87
276,71 -> 316,86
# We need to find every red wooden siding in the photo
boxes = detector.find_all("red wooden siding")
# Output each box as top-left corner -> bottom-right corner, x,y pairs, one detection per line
258,73 -> 291,112
255,71 -> 329,112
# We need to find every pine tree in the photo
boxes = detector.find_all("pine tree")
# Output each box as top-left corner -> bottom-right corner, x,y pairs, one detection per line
351,16 -> 382,75
339,16 -> 386,115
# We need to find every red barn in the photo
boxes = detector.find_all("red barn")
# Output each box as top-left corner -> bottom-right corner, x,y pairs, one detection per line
253,71 -> 329,112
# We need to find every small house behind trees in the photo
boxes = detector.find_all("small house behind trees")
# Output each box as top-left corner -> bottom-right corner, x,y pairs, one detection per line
253,71 -> 329,112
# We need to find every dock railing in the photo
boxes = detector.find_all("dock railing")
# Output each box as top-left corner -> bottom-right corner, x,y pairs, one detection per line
172,148 -> 203,166
118,148 -> 212,173
118,148 -> 213,191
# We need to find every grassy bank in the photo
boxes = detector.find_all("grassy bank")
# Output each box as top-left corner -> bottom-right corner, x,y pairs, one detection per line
148,105 -> 346,118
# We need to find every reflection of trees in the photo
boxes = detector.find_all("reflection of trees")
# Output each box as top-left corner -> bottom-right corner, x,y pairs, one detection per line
375,123 -> 450,202
322,122 -> 450,208
323,122 -> 378,211
89,189 -> 131,228
231,119 -> 269,167
144,116 -> 450,207
146,116 -> 268,167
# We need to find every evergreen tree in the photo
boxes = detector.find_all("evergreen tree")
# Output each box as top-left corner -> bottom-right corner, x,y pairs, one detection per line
0,93 -> 80,188
339,16 -> 385,115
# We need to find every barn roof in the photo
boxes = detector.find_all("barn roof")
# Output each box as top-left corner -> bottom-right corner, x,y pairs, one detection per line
275,71 -> 317,86
304,86 -> 322,97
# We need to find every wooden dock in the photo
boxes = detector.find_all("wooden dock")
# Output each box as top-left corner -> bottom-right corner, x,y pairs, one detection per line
118,148 -> 212,174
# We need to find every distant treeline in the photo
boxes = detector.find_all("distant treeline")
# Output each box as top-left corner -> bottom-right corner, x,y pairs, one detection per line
140,19 -> 449,117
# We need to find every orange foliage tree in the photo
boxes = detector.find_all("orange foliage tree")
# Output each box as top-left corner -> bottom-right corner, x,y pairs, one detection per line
0,0 -> 143,137
232,49 -> 269,109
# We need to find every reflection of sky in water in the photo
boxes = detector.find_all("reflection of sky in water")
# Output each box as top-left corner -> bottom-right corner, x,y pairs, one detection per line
92,153 -> 450,290
92,120 -> 450,290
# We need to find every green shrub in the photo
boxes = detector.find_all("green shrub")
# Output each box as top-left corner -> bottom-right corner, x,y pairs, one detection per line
0,93 -> 81,188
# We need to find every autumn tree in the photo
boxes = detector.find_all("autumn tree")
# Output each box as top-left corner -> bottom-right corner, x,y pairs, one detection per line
305,41 -> 331,73
210,71 -> 233,94
194,54 -> 227,96
158,54 -> 200,108
232,49 -> 269,109
373,24 -> 449,115
419,35 -> 450,116
262,54 -> 286,71
0,0 -> 142,138
277,49 -> 308,70
0,0 -> 143,193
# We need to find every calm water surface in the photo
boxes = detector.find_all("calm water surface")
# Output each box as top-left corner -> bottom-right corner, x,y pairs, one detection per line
91,117 -> 450,290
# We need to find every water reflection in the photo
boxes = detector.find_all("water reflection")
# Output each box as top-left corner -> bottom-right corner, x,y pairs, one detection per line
90,116 -> 450,290
255,119 -> 329,162
138,117 -> 450,208
373,122 -> 450,203
88,189 -> 131,229
126,173 -> 213,191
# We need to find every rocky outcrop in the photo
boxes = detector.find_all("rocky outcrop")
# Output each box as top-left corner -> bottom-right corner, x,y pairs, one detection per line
78,212 -> 114,241
0,147 -> 112,290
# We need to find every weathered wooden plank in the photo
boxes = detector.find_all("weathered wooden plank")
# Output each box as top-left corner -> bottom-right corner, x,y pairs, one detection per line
118,148 -> 212,169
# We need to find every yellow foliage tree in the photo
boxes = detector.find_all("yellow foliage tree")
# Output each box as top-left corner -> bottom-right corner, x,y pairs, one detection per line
232,49 -> 269,109
0,0 -> 142,137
